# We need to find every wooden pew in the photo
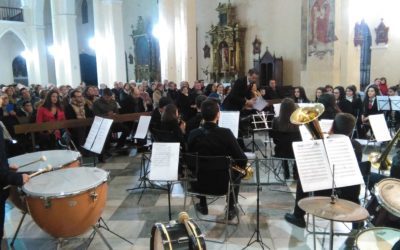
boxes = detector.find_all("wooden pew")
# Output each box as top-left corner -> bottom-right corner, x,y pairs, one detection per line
14,112 -> 151,150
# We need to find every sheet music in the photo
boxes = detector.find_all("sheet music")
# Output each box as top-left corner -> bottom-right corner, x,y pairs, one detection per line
377,96 -> 391,111
273,103 -> 281,117
149,143 -> 180,181
368,114 -> 391,142
320,119 -> 334,134
390,96 -> 400,111
324,135 -> 364,188
219,111 -> 240,138
253,97 -> 268,111
0,121 -> 12,140
299,125 -> 312,141
292,140 -> 333,192
134,116 -> 151,139
91,118 -> 113,154
83,116 -> 102,150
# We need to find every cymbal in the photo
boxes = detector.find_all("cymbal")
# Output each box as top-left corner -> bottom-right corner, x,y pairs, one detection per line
298,196 -> 369,222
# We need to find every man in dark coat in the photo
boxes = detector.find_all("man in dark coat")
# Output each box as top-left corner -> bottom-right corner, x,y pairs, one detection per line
188,99 -> 247,220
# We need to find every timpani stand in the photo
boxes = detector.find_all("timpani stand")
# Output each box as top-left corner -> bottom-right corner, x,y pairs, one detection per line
299,196 -> 369,250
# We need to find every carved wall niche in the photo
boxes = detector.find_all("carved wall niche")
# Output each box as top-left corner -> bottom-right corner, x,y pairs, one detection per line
208,3 -> 245,83
130,16 -> 160,82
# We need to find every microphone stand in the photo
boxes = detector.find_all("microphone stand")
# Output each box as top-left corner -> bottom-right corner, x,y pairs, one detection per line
242,157 -> 270,249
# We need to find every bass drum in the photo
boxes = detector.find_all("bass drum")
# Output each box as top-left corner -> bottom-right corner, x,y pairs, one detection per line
150,220 -> 206,250
22,167 -> 109,238
355,227 -> 400,250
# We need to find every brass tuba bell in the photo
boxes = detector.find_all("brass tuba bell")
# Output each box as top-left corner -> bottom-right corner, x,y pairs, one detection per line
290,103 -> 325,139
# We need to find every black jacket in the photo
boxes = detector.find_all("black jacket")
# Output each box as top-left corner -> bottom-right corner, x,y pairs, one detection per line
222,77 -> 252,111
187,122 -> 247,194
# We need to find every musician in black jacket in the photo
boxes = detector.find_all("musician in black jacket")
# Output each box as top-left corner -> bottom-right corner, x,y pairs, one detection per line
222,69 -> 257,111
188,99 -> 247,220
0,96 -> 29,240
285,113 -> 362,228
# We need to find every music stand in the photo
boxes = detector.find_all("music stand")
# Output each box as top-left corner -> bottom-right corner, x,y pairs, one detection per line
242,158 -> 270,249
246,112 -> 271,158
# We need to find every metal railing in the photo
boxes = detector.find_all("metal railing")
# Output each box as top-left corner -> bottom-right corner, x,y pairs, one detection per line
0,7 -> 23,22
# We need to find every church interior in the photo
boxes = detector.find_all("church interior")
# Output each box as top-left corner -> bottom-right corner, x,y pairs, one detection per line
1,0 -> 400,249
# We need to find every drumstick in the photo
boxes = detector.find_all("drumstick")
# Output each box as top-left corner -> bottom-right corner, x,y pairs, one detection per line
17,156 -> 47,169
3,165 -> 53,190
178,212 -> 203,250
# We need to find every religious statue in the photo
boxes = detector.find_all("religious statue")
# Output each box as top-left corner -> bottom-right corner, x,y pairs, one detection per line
375,19 -> 389,45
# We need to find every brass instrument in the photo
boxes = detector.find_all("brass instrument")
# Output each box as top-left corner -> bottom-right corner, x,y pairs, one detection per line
368,128 -> 400,170
231,163 -> 254,180
290,103 -> 325,139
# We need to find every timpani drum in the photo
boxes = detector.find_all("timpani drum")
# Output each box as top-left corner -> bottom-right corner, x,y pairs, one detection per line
150,220 -> 206,250
355,227 -> 400,250
7,150 -> 81,213
22,167 -> 109,238
8,150 -> 81,173
367,178 -> 400,229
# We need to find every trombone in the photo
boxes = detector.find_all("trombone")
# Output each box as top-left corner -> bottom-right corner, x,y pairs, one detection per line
290,103 -> 325,139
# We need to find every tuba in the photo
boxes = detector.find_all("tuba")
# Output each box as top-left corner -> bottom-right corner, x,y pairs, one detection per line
368,128 -> 400,171
290,103 -> 325,139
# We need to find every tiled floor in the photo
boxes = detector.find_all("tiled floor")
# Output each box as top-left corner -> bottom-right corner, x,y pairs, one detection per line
2,137 -> 393,249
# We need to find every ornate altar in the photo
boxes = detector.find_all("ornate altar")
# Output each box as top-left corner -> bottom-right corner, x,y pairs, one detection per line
253,48 -> 283,87
208,3 -> 245,83
130,16 -> 160,82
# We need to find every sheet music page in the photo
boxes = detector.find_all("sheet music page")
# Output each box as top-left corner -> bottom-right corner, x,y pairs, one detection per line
218,111 -> 240,138
83,116 -> 103,151
273,103 -> 281,117
377,96 -> 391,111
0,121 -> 12,140
91,118 -> 113,154
292,140 -> 333,192
299,125 -> 312,141
320,119 -> 334,134
390,96 -> 400,111
134,116 -> 151,139
369,114 -> 391,142
149,143 -> 180,181
324,135 -> 364,188
253,97 -> 268,111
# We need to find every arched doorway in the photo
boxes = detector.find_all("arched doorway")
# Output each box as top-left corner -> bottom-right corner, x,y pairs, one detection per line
359,21 -> 372,91
12,56 -> 28,85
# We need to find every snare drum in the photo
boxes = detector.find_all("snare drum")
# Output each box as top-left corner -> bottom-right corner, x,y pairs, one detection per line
150,220 -> 206,250
22,167 -> 109,238
8,150 -> 81,173
367,178 -> 400,229
355,227 -> 400,250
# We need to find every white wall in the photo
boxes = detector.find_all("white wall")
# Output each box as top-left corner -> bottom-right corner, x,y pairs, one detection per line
0,32 -> 25,84
76,0 -> 94,56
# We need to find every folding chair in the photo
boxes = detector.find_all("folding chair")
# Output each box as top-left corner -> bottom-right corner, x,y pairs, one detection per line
182,154 -> 240,243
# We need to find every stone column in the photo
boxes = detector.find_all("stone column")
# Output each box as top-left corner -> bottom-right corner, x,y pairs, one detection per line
29,25 -> 49,85
50,0 -> 81,86
158,0 -> 196,83
93,0 -> 126,86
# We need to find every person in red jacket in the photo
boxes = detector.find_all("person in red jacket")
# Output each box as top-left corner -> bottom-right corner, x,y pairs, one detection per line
36,89 -> 65,149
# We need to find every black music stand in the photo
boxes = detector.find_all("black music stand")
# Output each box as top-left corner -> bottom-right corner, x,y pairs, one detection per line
246,112 -> 271,158
242,158 -> 270,249
126,152 -> 167,204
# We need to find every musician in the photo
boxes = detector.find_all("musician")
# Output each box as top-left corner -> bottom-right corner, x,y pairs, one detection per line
149,97 -> 173,133
386,86 -> 400,131
271,98 -> 301,179
285,113 -> 362,228
159,104 -> 186,151
264,79 -> 283,100
361,85 -> 382,137
314,87 -> 326,102
0,94 -> 29,241
366,151 -> 400,191
317,93 -> 341,119
185,95 -> 207,135
188,99 -> 247,220
222,69 -> 257,111
333,86 -> 353,114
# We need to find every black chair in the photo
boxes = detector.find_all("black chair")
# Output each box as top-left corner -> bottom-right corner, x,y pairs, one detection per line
183,154 -> 240,243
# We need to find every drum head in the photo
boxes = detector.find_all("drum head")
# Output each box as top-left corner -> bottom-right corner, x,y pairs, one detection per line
356,227 -> 400,250
22,168 -> 108,198
375,178 -> 400,217
9,150 -> 81,173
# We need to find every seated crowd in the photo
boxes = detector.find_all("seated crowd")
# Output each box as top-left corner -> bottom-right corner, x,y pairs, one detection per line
1,74 -> 399,224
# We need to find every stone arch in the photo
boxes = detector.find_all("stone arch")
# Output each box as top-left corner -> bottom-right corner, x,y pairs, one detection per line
0,29 -> 28,49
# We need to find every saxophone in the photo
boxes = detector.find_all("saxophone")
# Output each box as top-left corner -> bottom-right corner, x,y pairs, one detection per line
368,128 -> 400,170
